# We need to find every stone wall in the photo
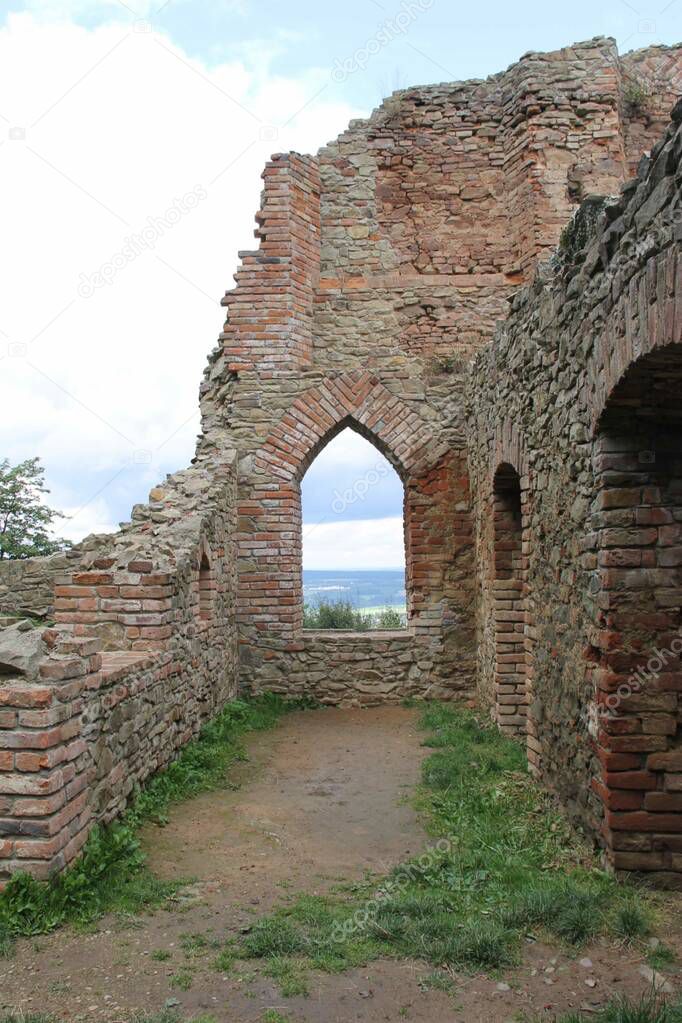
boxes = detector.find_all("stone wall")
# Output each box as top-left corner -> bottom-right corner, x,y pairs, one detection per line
0,448 -> 239,884
467,98 -> 682,880
200,37 -> 681,706
282,631 -> 424,706
0,552 -> 73,620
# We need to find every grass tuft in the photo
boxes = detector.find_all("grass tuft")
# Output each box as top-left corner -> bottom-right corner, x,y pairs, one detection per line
262,955 -> 310,996
555,992 -> 682,1022
0,1016 -> 59,1023
243,917 -> 308,958
613,900 -> 653,942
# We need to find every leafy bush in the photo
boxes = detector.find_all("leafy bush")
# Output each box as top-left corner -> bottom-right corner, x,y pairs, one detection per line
376,607 -> 403,629
303,600 -> 371,630
303,600 -> 405,630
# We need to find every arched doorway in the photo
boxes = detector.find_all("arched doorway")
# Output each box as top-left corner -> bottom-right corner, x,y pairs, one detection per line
592,343 -> 682,875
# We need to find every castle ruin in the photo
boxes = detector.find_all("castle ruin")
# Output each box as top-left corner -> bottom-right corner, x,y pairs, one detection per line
1,37 -> 682,885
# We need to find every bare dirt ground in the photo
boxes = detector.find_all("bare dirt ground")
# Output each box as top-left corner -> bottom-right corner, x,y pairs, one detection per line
1,706 -> 681,1023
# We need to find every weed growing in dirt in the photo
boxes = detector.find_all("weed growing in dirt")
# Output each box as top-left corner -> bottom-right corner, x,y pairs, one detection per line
0,1015 -> 59,1023
128,1013 -> 182,1023
418,969 -> 455,993
180,931 -> 219,958
262,955 -> 310,996
0,695 -> 291,945
553,992 -> 682,1022
0,926 -> 14,959
648,944 -> 677,971
613,900 -> 653,942
261,1012 -> 291,1023
129,1013 -> 216,1023
237,705 -> 659,976
169,967 -> 193,991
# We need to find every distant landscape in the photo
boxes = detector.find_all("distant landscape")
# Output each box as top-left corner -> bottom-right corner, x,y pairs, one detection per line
303,569 -> 406,613
302,569 -> 407,630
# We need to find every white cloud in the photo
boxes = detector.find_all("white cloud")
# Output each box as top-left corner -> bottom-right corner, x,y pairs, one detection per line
56,496 -> 119,543
302,516 -> 405,571
0,12 -> 359,540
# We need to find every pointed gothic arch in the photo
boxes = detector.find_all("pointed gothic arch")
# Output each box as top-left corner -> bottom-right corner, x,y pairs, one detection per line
236,370 -> 461,672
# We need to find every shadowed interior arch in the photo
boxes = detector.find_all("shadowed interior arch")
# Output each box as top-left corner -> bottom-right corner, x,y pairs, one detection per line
591,343 -> 682,873
492,462 -> 529,735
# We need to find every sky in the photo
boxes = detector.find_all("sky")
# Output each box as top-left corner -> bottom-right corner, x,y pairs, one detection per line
0,0 -> 679,569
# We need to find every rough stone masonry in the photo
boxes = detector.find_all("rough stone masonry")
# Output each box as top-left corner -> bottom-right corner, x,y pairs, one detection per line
0,36 -> 681,885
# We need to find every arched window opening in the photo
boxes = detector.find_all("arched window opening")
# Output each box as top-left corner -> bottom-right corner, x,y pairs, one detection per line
198,553 -> 214,622
300,426 -> 407,631
492,463 -> 528,735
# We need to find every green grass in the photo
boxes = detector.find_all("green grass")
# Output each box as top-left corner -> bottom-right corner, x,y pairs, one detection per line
169,967 -> 193,991
262,955 -> 310,996
262,1012 -> 291,1023
554,993 -> 682,1022
0,1016 -> 59,1023
648,944 -> 677,971
235,704 -> 658,976
0,694 -> 291,947
0,1011 -> 221,1023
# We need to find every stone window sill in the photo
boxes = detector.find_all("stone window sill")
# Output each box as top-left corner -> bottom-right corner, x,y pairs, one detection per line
302,629 -> 411,640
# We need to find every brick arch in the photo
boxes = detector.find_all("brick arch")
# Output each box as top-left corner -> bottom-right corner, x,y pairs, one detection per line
255,369 -> 448,486
589,339 -> 682,876
491,420 -> 531,483
480,422 -> 537,760
587,245 -> 678,432
237,370 -> 463,665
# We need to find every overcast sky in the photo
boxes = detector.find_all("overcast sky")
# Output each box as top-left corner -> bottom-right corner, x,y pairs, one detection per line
0,0 -> 678,570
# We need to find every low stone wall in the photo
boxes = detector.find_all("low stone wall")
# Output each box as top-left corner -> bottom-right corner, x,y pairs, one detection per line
0,552 -> 74,620
261,630 -> 453,706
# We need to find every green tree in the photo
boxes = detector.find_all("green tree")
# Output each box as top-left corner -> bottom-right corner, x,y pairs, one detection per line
0,458 -> 71,560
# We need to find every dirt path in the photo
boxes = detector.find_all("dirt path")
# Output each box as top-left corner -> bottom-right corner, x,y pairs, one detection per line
1,706 -> 680,1023
143,706 -> 426,906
